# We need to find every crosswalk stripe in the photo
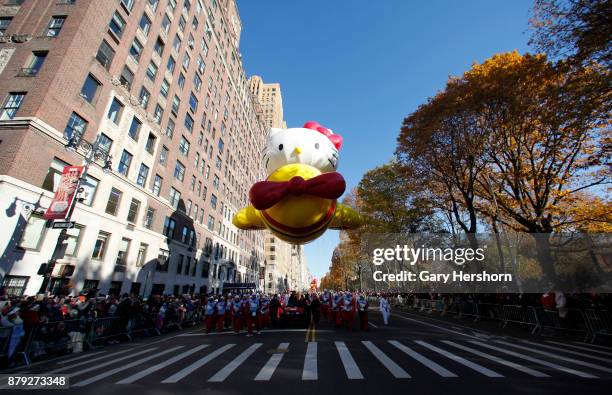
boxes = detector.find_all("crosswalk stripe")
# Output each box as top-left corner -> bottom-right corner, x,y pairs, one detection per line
389,340 -> 457,377
520,340 -> 612,362
116,345 -> 209,384
442,341 -> 549,377
415,341 -> 503,378
56,351 -> 107,365
254,342 -> 290,381
362,341 -> 410,378
572,341 -> 612,352
335,341 -> 364,379
470,341 -> 598,378
209,343 -> 263,382
47,347 -> 158,375
302,341 -> 318,380
161,344 -> 235,383
495,340 -> 612,374
548,341 -> 612,357
73,346 -> 183,387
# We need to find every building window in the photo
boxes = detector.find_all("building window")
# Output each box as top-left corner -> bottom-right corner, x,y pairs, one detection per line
136,243 -> 148,267
177,72 -> 185,89
154,36 -> 165,56
152,174 -> 162,196
145,133 -> 157,154
138,87 -> 150,109
107,98 -> 123,124
97,133 -> 113,153
1,276 -> 28,297
163,217 -> 176,238
148,0 -> 159,11
45,16 -> 66,37
146,61 -> 158,81
120,66 -> 134,90
173,160 -> 185,182
167,56 -> 176,73
92,231 -> 110,260
115,238 -> 130,272
128,117 -> 141,140
105,188 -> 122,215
64,225 -> 83,256
23,51 -> 47,76
178,15 -> 186,32
153,104 -> 163,124
80,74 -> 101,103
143,207 -> 155,229
161,13 -> 171,34
207,215 -> 214,231
136,164 -> 149,187
182,52 -> 191,70
127,198 -> 140,224
193,74 -> 202,92
185,199 -> 192,216
121,0 -> 135,12
82,279 -> 99,293
117,150 -> 133,176
159,146 -> 169,166
189,93 -> 198,112
171,95 -> 180,114
210,194 -> 217,210
0,92 -> 25,120
18,214 -> 47,250
139,13 -> 151,35
169,187 -> 181,209
156,250 -> 169,272
96,40 -> 115,70
109,281 -> 122,297
165,118 -> 175,137
160,78 -> 170,97
0,17 -> 12,36
172,35 -> 181,52
178,136 -> 190,156
184,113 -> 194,133
63,111 -> 87,139
109,12 -> 126,38
129,38 -> 143,62
176,254 -> 184,274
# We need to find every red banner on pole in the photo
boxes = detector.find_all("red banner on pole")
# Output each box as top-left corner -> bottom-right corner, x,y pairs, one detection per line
43,166 -> 84,220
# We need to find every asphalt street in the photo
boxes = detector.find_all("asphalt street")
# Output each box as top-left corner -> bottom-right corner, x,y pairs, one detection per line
5,310 -> 611,395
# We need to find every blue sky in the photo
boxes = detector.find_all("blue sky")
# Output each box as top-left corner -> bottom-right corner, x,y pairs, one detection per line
237,0 -> 533,280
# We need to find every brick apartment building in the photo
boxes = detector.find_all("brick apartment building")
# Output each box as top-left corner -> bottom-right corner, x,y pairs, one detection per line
0,0 -> 268,297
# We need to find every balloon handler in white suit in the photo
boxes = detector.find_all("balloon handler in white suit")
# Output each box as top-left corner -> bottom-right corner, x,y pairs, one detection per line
379,294 -> 391,326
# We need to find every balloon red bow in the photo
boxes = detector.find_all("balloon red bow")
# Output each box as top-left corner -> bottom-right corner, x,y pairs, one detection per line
249,172 -> 346,210
303,121 -> 343,150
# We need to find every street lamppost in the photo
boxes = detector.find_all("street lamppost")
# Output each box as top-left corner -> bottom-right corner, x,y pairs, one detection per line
39,132 -> 112,294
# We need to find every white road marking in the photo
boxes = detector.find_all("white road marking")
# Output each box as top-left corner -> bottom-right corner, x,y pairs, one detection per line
55,351 -> 107,365
495,340 -> 612,374
178,329 -> 333,336
415,341 -> 503,378
470,341 -> 598,378
362,341 -> 410,378
47,347 -> 158,374
520,340 -> 612,362
254,342 -> 290,381
389,340 -> 457,377
442,341 -> 549,377
572,341 -> 612,351
336,341 -> 364,379
368,322 -> 378,328
391,312 -> 480,340
548,341 -> 612,357
209,343 -> 263,382
302,342 -> 318,380
161,344 -> 236,383
73,346 -> 183,387
116,345 -> 209,384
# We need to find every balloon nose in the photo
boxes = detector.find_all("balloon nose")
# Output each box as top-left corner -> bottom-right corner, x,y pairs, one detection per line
293,147 -> 302,155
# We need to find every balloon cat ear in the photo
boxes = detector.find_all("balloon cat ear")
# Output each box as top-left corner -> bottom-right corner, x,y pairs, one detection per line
269,128 -> 283,137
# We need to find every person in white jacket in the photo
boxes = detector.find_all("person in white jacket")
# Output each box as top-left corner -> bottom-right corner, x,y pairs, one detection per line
379,295 -> 391,325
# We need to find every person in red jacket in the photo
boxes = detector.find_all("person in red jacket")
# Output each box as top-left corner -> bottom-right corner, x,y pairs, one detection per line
341,292 -> 356,330
231,295 -> 243,335
357,294 -> 369,331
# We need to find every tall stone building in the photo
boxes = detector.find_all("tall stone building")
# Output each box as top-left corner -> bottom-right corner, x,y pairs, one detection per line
0,0 -> 267,297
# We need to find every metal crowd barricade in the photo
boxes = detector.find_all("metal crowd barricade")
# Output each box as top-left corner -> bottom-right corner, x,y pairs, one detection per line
19,319 -> 91,365
127,312 -> 161,338
0,327 -> 13,366
584,309 -> 612,343
502,305 -> 540,334
87,316 -> 131,346
476,302 -> 503,321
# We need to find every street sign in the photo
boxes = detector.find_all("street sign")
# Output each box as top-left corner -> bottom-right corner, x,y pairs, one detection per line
52,221 -> 76,229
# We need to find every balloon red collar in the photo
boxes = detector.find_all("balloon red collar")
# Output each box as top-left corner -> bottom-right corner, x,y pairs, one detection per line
303,121 -> 343,150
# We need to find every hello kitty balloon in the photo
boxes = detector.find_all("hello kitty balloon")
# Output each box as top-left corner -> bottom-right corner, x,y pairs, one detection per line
233,121 -> 362,243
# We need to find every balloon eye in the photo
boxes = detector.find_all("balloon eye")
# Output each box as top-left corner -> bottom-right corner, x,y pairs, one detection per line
278,144 -> 283,150
315,143 -> 320,149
